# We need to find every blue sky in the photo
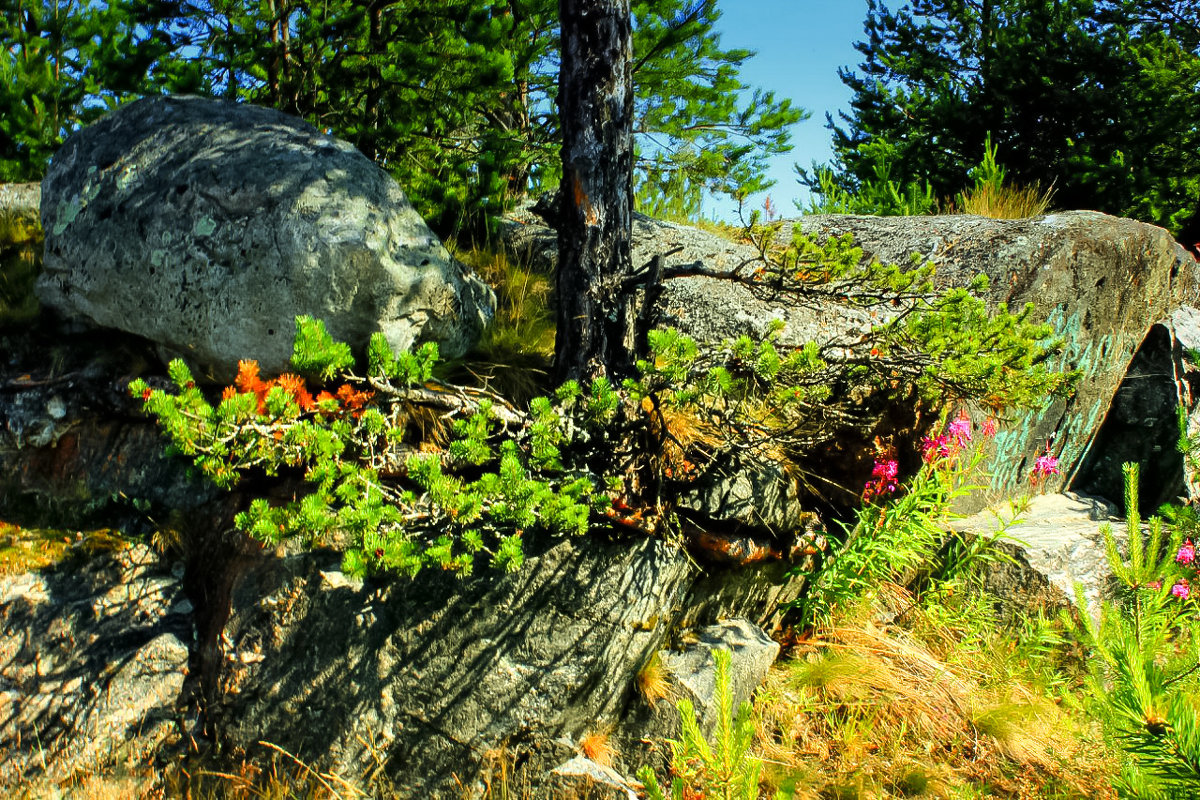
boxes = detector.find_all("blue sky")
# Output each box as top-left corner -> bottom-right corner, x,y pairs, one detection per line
706,1 -> 870,221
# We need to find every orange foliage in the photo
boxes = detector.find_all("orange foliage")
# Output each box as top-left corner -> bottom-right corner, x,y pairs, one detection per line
335,383 -> 374,411
224,359 -> 372,418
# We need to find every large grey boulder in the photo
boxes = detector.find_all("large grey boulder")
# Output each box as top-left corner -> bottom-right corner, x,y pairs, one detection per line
793,213 -> 1198,502
949,492 -> 1127,620
503,208 -> 1199,505
38,95 -> 495,381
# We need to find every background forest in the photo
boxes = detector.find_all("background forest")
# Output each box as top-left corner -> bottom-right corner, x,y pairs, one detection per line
2,0 -> 1198,242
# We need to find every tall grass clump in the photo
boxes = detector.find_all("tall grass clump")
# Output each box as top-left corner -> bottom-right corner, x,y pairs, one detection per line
754,583 -> 1109,799
448,243 -> 556,404
954,134 -> 1056,219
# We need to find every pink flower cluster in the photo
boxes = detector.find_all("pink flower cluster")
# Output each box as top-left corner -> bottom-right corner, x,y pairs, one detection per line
1029,442 -> 1061,488
1170,539 -> 1198,600
863,456 -> 900,501
1146,538 -> 1198,600
921,412 -> 989,465
1032,452 -> 1060,478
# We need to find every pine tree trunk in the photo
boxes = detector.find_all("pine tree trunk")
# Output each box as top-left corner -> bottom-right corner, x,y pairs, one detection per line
555,0 -> 635,383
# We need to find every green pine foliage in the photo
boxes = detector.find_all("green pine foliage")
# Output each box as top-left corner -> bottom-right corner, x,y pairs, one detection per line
816,0 -> 1200,235
800,141 -> 938,216
132,232 -> 1073,581
1072,460 -> 1200,798
3,1 -> 802,236
638,649 -> 794,800
130,317 -> 604,579
625,230 -> 1070,499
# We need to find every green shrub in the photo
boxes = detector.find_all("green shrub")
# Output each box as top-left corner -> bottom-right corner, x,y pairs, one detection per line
131,231 -> 1074,581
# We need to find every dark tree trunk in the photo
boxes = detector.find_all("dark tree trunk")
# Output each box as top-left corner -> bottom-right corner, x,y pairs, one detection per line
555,0 -> 636,383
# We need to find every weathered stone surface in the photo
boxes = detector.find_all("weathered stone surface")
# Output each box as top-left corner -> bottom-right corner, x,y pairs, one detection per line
0,545 -> 190,784
38,95 -> 495,381
546,756 -> 640,799
794,214 -> 1198,503
611,618 -> 780,779
660,619 -> 780,734
503,208 -> 1200,506
0,326 -> 218,528
214,535 -> 793,796
677,454 -> 804,537
949,492 -> 1126,619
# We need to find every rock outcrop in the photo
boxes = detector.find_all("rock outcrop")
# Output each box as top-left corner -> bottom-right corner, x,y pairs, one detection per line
948,492 -> 1127,620
503,207 -> 1200,507
1072,307 -> 1200,513
212,535 -> 801,797
793,213 -> 1198,503
0,545 -> 192,784
37,95 -> 495,381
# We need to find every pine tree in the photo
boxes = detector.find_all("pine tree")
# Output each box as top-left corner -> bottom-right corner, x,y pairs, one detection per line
556,0 -> 637,382
3,1 -> 803,234
817,0 -> 1200,236
0,1 -> 157,181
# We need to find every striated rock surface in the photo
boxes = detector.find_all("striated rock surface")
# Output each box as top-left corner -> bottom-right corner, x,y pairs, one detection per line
37,95 -> 495,381
0,545 -> 191,784
212,536 -> 800,797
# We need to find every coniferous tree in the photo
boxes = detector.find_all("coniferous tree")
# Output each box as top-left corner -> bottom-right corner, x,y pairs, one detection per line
0,1 -> 165,181
1,1 -> 803,233
816,0 -> 1200,237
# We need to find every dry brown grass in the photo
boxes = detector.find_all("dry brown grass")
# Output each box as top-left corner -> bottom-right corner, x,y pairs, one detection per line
447,244 -> 555,405
753,584 -> 1115,799
578,730 -> 616,768
0,521 -> 128,576
636,651 -> 673,706
954,181 -> 1056,219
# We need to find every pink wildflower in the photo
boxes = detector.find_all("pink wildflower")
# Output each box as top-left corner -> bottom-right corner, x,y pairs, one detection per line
981,417 -> 998,438
1172,579 -> 1191,600
1032,452 -> 1060,479
872,458 -> 899,481
863,457 -> 900,501
947,413 -> 972,448
921,434 -> 953,463
1178,539 -> 1196,566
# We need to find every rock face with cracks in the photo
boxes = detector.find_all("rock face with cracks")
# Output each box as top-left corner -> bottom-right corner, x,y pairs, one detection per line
37,95 -> 495,381
211,536 -> 803,796
0,545 -> 192,784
